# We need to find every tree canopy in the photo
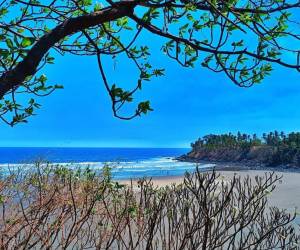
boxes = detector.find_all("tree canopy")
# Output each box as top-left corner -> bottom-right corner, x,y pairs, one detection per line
190,131 -> 300,150
189,131 -> 300,166
0,0 -> 299,126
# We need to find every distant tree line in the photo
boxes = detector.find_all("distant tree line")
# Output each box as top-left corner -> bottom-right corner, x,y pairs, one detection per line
191,131 -> 300,150
190,131 -> 300,166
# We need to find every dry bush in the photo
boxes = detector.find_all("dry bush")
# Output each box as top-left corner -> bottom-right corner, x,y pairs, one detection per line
0,163 -> 299,249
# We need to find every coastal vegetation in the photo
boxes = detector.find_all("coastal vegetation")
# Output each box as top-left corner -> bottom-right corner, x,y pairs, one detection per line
184,131 -> 300,167
0,163 -> 299,249
191,131 -> 300,149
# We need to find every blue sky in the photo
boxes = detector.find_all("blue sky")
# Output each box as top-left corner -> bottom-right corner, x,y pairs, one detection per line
1,34 -> 300,148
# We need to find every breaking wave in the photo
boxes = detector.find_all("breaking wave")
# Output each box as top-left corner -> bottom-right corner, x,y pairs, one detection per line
0,157 -> 215,179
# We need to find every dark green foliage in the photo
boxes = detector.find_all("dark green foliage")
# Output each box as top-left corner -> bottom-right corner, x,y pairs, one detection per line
190,131 -> 300,167
191,132 -> 263,150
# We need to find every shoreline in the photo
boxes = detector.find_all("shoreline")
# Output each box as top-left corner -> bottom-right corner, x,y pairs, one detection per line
119,166 -> 300,212
177,159 -> 300,172
115,160 -> 300,183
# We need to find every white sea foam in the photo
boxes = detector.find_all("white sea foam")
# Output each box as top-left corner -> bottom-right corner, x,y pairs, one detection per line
0,157 -> 215,179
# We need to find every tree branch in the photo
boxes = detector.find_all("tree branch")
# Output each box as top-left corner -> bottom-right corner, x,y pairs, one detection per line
0,0 -> 137,99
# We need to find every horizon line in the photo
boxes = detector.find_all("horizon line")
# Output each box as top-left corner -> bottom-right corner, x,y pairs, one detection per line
0,146 -> 191,149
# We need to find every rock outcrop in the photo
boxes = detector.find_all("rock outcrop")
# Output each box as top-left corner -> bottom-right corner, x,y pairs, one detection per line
178,145 -> 299,168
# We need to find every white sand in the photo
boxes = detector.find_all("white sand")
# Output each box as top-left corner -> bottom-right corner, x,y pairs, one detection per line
120,170 -> 300,211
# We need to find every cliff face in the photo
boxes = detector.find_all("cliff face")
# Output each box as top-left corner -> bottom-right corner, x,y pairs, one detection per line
179,146 -> 286,167
181,132 -> 300,168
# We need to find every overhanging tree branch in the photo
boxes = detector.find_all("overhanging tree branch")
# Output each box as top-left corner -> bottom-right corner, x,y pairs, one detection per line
0,0 -> 136,99
0,0 -> 299,125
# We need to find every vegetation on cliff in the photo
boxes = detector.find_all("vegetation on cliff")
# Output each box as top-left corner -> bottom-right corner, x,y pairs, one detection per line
185,131 -> 300,167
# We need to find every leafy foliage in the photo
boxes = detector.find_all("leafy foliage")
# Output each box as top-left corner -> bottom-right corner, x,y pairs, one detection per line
0,0 -> 299,125
192,131 -> 300,149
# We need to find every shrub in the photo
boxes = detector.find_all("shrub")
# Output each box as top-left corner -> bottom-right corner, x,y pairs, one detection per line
0,164 -> 299,249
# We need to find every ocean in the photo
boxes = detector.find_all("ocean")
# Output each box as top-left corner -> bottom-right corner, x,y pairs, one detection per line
0,147 -> 214,179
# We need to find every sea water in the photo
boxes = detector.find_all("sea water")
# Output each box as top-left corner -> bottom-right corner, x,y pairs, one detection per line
0,147 -> 214,179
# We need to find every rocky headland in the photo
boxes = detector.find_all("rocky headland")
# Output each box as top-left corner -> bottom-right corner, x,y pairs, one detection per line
178,132 -> 300,169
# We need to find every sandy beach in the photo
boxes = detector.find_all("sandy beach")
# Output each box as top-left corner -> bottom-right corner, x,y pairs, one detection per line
120,169 -> 300,212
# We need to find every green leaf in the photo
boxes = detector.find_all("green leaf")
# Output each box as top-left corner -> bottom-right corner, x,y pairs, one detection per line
54,84 -> 64,89
21,37 -> 35,48
0,7 -> 8,17
38,74 -> 47,84
6,38 -> 14,49
46,56 -> 55,64
0,195 -> 4,204
152,69 -> 165,77
138,101 -> 153,114
94,3 -> 102,11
